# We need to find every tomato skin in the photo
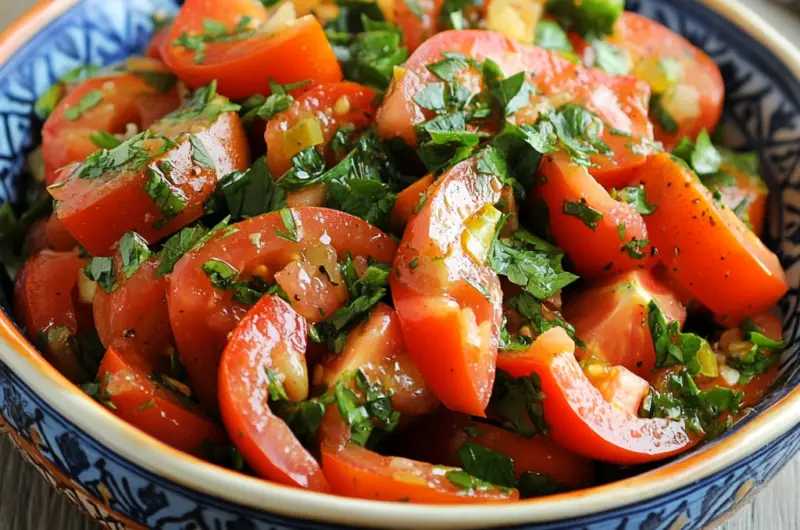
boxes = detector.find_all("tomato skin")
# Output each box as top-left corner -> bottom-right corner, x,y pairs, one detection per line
42,60 -> 180,185
400,414 -> 594,488
389,174 -> 433,233
599,13 -> 723,150
319,303 -> 439,416
321,443 -> 519,503
391,158 -> 503,417
50,110 -> 250,256
146,27 -> 171,61
638,153 -> 787,320
265,82 -> 377,176
565,269 -> 686,377
98,345 -> 226,455
163,0 -> 341,100
219,295 -> 329,491
44,214 -> 77,251
586,365 -> 650,416
497,328 -> 695,465
14,250 -> 92,383
536,152 -> 657,279
168,208 -> 397,411
377,30 -> 653,186
717,163 -> 769,238
93,258 -> 174,369
394,0 -> 443,52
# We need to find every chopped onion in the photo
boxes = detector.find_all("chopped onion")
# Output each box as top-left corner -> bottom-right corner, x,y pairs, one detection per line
661,83 -> 701,124
486,0 -> 543,43
719,364 -> 741,386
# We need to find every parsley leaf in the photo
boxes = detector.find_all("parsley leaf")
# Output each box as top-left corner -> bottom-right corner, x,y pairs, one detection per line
647,300 -> 708,375
458,442 -> 517,488
612,185 -> 656,215
119,232 -> 151,279
143,164 -> 187,222
206,157 -> 286,219
189,134 -> 216,169
64,89 -> 103,121
518,472 -> 568,498
490,228 -> 579,300
546,0 -> 624,38
563,200 -> 603,229
592,40 -> 631,75
332,17 -> 409,91
312,256 -> 391,353
490,369 -> 548,437
276,208 -> 301,242
156,217 -> 231,275
534,20 -> 574,52
85,257 -> 117,293
649,93 -> 679,135
89,131 -> 122,149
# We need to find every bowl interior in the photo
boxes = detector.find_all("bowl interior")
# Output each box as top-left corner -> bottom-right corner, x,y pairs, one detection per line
0,0 -> 799,528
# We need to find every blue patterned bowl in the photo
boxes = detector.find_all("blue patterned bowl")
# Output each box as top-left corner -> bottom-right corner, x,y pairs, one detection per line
1,0 -> 799,528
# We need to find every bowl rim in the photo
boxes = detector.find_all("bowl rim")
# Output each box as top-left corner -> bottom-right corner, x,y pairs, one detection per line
1,0 -> 800,528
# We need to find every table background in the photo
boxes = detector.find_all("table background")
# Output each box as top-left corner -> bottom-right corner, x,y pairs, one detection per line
0,0 -> 798,528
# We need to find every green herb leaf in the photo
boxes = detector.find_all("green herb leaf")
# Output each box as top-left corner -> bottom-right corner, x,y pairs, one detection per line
563,200 -> 603,230
649,93 -> 679,135
490,369 -> 548,437
546,0 -> 624,38
85,257 -> 117,293
202,258 -> 239,290
517,472 -> 568,498
457,442 -> 517,488
143,164 -> 187,222
276,208 -> 300,242
534,20 -> 574,52
613,186 -> 656,215
189,134 -> 216,169
156,217 -> 230,275
119,232 -> 151,279
89,131 -> 122,150
64,89 -> 103,121
591,40 -> 630,75
206,157 -> 286,219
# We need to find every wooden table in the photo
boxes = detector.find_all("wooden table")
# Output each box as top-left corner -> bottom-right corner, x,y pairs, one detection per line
0,0 -> 798,529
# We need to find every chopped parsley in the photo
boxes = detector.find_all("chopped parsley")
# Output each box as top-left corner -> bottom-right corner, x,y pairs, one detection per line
64,89 -> 103,121
89,131 -> 122,149
563,200 -> 603,230
84,257 -> 117,293
648,300 -> 710,375
611,185 -> 657,215
546,0 -> 624,38
312,255 -> 391,353
162,81 -> 241,124
76,131 -> 174,180
205,157 -> 286,220
276,208 -> 300,242
118,232 -> 151,279
500,291 -> 584,351
534,20 -> 574,52
189,134 -> 216,169
457,442 -> 517,488
649,93 -> 679,135
172,16 -> 256,64
490,227 -> 579,300
490,369 -> 548,437
592,40 -> 631,75
156,216 -> 231,275
238,80 -> 308,123
143,164 -> 187,223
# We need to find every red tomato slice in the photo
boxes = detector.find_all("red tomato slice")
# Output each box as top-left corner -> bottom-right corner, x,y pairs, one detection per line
50,98 -> 250,256
146,27 -> 171,61
377,30 -> 653,187
394,0 -> 443,52
162,0 -> 341,100
322,443 -> 519,503
93,258 -> 174,368
219,294 -> 329,491
536,152 -> 657,279
389,174 -> 434,233
168,207 -> 397,411
14,250 -> 93,382
564,269 -> 686,377
265,82 -> 377,176
42,59 -> 180,185
572,13 -> 723,150
391,158 -> 503,416
496,327 -> 695,465
318,302 -> 439,416
637,153 -> 788,321
98,345 -> 225,455
584,365 -> 650,416
43,214 -> 77,251
399,414 -> 594,488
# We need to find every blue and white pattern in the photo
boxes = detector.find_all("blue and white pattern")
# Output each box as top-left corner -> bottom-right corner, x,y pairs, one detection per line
0,0 -> 799,528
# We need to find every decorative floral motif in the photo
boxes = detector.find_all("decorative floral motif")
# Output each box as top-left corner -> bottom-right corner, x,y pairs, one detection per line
0,0 -> 798,529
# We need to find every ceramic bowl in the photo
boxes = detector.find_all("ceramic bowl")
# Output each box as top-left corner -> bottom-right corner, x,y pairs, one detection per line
1,0 -> 799,528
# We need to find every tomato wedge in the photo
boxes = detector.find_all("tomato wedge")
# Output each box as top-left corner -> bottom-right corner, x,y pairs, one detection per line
389,174 -> 434,233
168,207 -> 397,410
377,30 -> 653,187
394,0 -> 444,52
162,0 -> 341,99
318,302 -> 439,416
714,157 -> 769,238
98,345 -> 225,455
572,13 -> 723,150
14,250 -> 93,383
265,82 -> 377,176
399,414 -> 594,488
391,158 -> 503,416
50,87 -> 250,256
497,328 -> 695,465
584,364 -> 650,416
218,294 -> 329,491
536,152 -> 657,279
637,153 -> 788,321
93,258 -> 174,368
42,58 -> 180,185
322,443 -> 519,503
565,270 -> 686,377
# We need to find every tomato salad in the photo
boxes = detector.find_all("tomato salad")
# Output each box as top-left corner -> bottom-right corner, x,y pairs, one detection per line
1,0 -> 789,503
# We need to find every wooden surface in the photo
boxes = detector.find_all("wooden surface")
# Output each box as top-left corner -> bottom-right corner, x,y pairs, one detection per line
0,0 -> 798,529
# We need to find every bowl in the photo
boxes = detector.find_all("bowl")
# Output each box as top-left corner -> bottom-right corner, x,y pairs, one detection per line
1,0 -> 800,528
